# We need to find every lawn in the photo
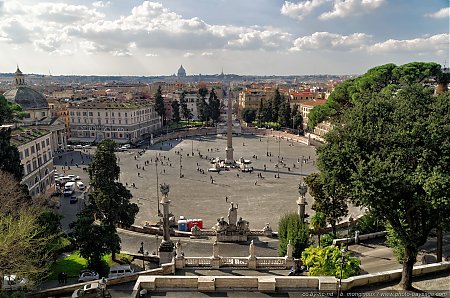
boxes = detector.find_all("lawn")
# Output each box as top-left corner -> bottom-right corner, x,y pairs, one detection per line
48,252 -> 133,280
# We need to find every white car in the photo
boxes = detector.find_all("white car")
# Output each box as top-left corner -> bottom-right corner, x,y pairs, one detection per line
72,282 -> 101,297
77,270 -> 99,283
3,275 -> 28,291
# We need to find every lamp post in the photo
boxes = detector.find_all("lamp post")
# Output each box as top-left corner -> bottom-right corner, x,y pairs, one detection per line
266,136 -> 269,156
99,277 -> 107,298
297,179 -> 308,224
277,132 -> 281,178
346,216 -> 354,251
155,156 -> 161,217
139,242 -> 145,270
191,138 -> 194,155
179,153 -> 183,178
337,248 -> 346,297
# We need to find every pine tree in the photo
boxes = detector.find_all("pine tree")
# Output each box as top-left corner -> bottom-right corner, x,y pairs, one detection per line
154,86 -> 166,125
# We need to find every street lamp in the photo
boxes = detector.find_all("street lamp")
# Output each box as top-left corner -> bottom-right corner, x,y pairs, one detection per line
277,132 -> 281,178
337,248 -> 346,297
138,241 -> 145,270
179,153 -> 183,178
99,277 -> 107,298
297,179 -> 308,224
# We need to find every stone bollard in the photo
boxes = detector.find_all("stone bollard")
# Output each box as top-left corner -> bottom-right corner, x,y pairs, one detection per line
248,240 -> 257,269
355,231 -> 360,244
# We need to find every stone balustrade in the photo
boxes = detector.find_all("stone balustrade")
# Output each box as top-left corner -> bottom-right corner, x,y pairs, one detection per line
177,255 -> 293,269
133,261 -> 450,297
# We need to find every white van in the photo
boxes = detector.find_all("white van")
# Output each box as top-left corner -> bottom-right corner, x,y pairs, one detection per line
76,181 -> 85,190
64,182 -> 76,196
108,265 -> 134,278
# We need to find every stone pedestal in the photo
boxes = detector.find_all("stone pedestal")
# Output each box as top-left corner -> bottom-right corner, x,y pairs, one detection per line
216,231 -> 248,242
198,276 -> 215,291
258,277 -> 276,292
211,257 -> 221,269
158,240 -> 174,265
248,256 -> 257,269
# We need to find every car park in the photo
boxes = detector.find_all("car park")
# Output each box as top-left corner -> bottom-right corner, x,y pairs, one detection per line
2,275 -> 28,291
77,270 -> 99,283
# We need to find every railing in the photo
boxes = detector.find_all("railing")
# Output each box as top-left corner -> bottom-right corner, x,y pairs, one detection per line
184,257 -> 212,267
256,257 -> 286,268
221,257 -> 248,267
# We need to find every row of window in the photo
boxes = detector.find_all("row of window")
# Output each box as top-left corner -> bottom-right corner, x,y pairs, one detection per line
21,138 -> 50,159
24,152 -> 52,176
70,109 -> 155,117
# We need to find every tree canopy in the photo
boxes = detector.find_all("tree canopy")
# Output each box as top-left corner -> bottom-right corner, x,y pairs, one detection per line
278,213 -> 309,258
316,82 -> 450,289
154,86 -> 165,125
308,62 -> 446,128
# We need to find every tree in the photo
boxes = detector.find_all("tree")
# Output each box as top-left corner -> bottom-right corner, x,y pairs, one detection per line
208,89 -> 221,125
278,213 -> 310,258
308,62 -> 444,128
301,246 -> 360,278
0,94 -> 25,125
154,86 -> 166,125
0,209 -> 56,289
88,140 -> 139,258
272,88 -> 283,122
304,173 -> 348,238
316,82 -> 450,290
310,212 -> 327,246
196,87 -> 210,124
171,100 -> 180,125
241,108 -> 256,124
179,91 -> 192,125
278,100 -> 291,127
70,206 -> 120,269
0,170 -> 31,215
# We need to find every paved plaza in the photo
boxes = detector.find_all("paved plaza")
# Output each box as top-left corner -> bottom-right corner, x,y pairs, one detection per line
54,134 -> 363,231
115,134 -> 362,231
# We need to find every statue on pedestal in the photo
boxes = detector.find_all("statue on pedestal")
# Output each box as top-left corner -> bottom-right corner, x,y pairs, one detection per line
227,202 -> 238,226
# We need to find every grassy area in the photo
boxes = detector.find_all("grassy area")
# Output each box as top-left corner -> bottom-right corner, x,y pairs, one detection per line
48,252 -> 133,280
49,251 -> 87,279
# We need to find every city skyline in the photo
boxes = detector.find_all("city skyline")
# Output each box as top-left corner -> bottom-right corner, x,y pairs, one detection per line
0,0 -> 448,76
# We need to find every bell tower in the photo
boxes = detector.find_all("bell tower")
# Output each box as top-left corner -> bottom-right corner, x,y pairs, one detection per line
15,65 -> 25,86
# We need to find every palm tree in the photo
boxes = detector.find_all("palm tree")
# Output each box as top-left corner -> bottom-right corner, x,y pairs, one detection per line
310,212 -> 326,246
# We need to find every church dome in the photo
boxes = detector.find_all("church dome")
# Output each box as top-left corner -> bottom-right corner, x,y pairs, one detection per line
3,66 -> 48,110
4,87 -> 49,110
177,65 -> 186,77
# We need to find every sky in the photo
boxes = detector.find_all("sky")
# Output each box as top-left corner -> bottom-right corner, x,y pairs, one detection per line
0,0 -> 448,76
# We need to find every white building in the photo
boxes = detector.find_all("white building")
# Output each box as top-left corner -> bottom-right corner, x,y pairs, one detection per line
68,101 -> 161,144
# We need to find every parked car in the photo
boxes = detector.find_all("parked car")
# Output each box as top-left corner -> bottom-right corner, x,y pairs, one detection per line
72,282 -> 110,298
77,270 -> 99,283
76,181 -> 85,190
70,196 -> 78,204
2,275 -> 28,291
108,265 -> 134,278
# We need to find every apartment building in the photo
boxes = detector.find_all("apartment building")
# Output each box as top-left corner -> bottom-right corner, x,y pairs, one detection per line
69,101 -> 161,144
9,126 -> 55,198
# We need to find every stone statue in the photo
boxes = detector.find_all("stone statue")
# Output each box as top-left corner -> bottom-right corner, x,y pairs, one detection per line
212,240 -> 219,258
175,240 -> 182,257
160,183 -> 170,196
249,240 -> 255,258
286,240 -> 293,258
227,202 -> 238,226
191,224 -> 202,236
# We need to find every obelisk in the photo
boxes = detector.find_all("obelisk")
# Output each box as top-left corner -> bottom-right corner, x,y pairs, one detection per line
225,88 -> 234,164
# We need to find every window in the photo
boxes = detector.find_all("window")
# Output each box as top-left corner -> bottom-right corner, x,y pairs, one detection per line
46,139 -> 50,146
42,112 -> 46,117
119,119 -> 122,124
20,151 -> 23,159
112,119 -> 115,124
32,160 -> 37,170
125,112 -> 128,117
125,120 -> 128,124
76,112 -> 81,116
26,163 -> 31,174
36,143 -> 40,151
38,157 -> 42,166
42,140 -> 45,148
118,112 -> 121,117
43,153 -> 47,163
89,112 -> 93,116
82,112 -> 87,116
106,119 -> 109,124
106,112 -> 108,116
71,118 -> 74,123
112,112 -> 115,117
98,119 -> 101,125
25,148 -> 29,157
31,146 -> 35,154
98,112 -> 100,116
78,118 -> 80,123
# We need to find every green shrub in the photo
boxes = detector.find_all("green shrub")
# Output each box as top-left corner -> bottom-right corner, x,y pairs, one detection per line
278,213 -> 310,258
320,233 -> 334,247
301,246 -> 360,278
352,212 -> 385,234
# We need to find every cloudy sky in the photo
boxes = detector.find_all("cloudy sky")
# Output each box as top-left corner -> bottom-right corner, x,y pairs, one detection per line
0,0 -> 448,76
